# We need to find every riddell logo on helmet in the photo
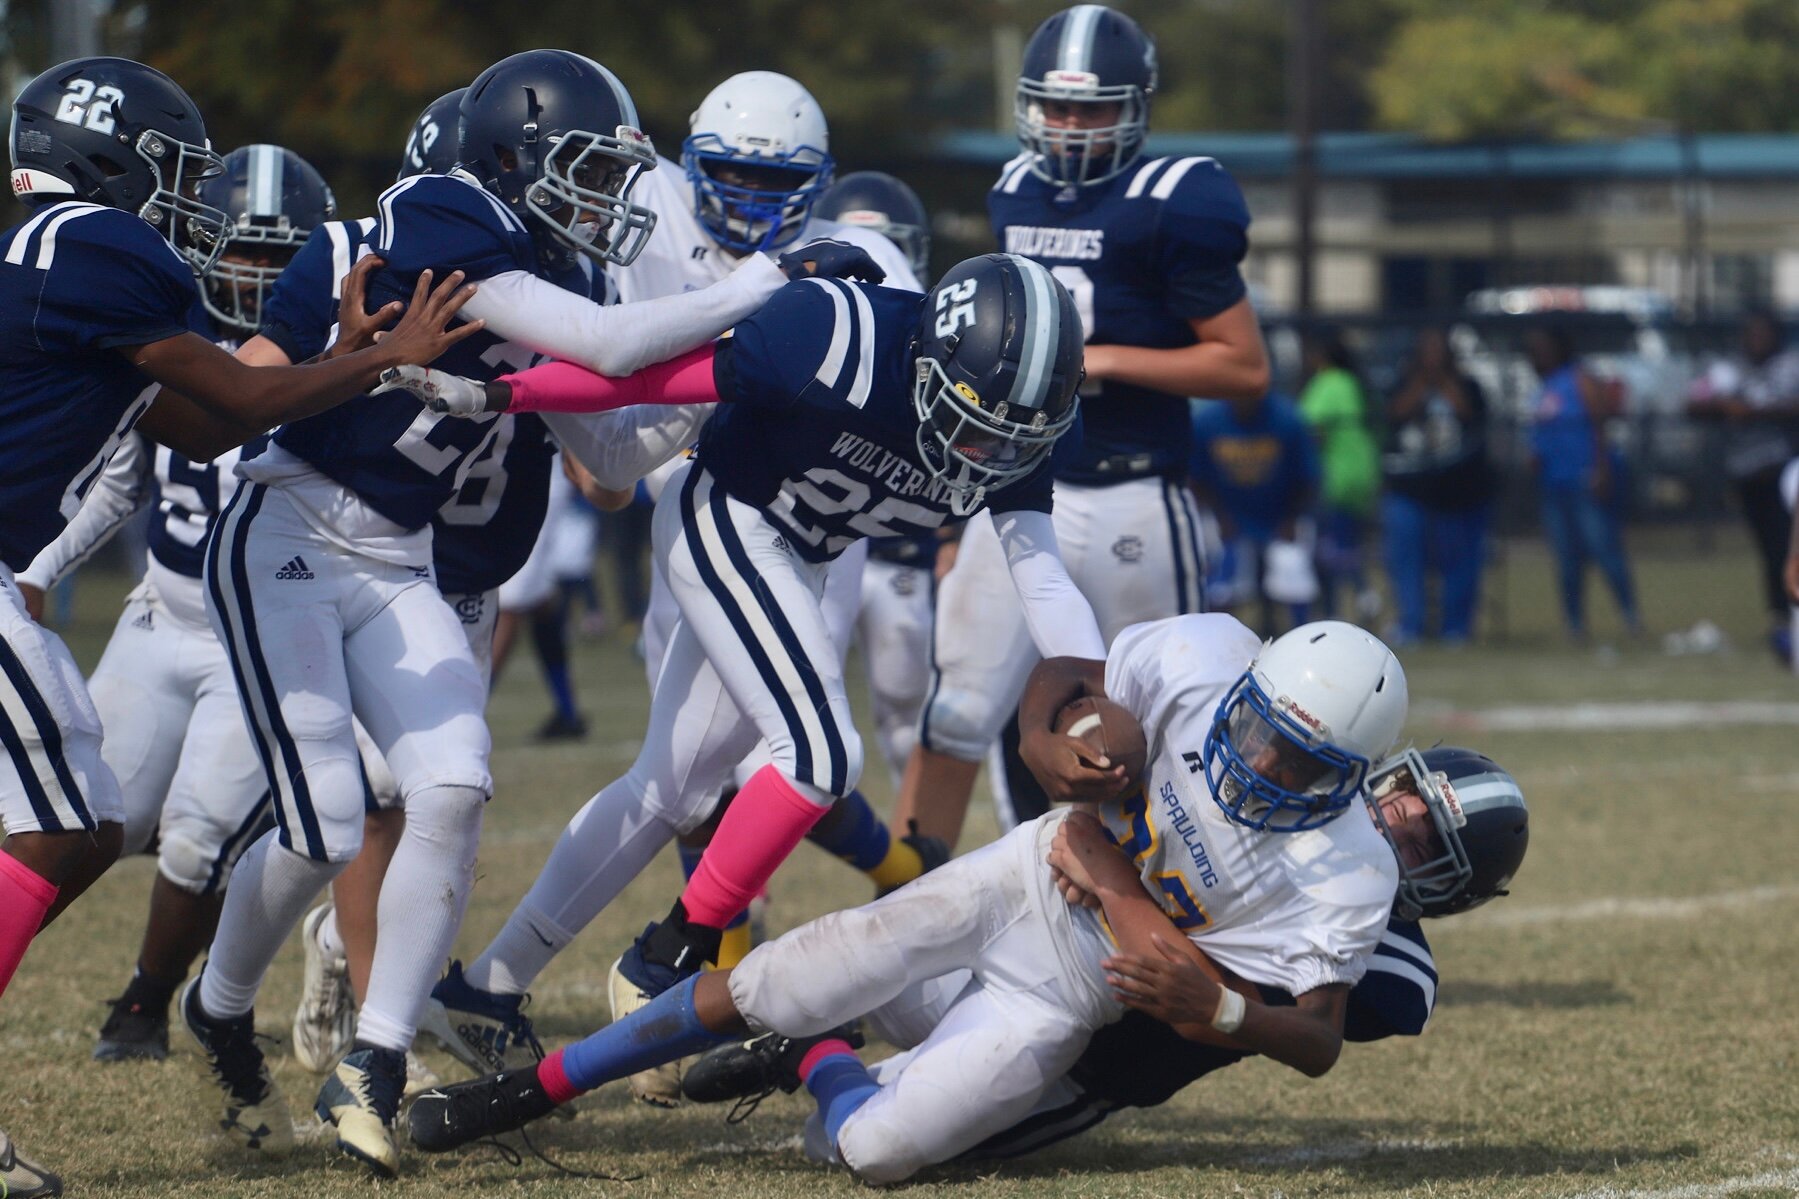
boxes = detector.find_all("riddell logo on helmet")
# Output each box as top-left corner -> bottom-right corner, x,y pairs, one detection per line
1281,698 -> 1326,735
1435,772 -> 1469,828
1044,69 -> 1101,92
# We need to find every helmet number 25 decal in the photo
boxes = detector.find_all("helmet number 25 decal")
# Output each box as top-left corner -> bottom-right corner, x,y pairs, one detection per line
933,277 -> 978,338
53,79 -> 125,134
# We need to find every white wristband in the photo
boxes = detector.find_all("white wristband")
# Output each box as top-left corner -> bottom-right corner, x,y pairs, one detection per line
1211,987 -> 1247,1035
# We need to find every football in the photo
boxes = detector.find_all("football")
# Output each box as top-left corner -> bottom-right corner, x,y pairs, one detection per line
1054,695 -> 1149,788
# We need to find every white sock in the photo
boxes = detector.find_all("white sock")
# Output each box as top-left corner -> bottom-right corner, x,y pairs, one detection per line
463,779 -> 677,996
355,785 -> 485,1052
317,905 -> 346,962
201,832 -> 344,1019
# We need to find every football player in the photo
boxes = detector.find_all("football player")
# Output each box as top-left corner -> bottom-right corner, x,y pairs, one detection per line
376,250 -> 1099,1106
0,55 -> 477,1198
400,618 -> 1406,1183
683,745 -> 1530,1162
414,74 -> 934,1104
175,50 -> 878,1176
897,3 -> 1271,848
12,144 -> 337,1064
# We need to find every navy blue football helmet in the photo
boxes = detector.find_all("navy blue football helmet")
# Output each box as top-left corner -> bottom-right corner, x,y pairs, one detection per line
913,254 -> 1083,515
9,56 -> 228,274
1367,745 -> 1529,920
1015,5 -> 1157,188
195,145 -> 336,336
816,170 -> 930,282
459,50 -> 657,269
683,71 -> 835,254
399,87 -> 468,180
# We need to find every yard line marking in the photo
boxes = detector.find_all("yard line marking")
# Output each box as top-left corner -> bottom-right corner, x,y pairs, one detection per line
1414,699 -> 1799,733
1444,882 -> 1799,931
1564,1166 -> 1799,1198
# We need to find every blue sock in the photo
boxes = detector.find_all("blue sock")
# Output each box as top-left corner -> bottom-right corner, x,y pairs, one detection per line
806,1053 -> 880,1146
805,790 -> 890,871
547,975 -> 731,1096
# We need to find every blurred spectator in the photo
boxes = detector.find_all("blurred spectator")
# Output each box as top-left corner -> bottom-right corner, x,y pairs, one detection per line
1526,324 -> 1641,641
1687,309 -> 1799,658
598,482 -> 655,647
1189,393 -> 1320,633
1298,328 -> 1381,621
1380,329 -> 1495,645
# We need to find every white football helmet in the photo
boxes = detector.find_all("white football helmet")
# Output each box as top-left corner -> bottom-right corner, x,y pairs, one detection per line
1201,621 -> 1407,832
682,71 -> 834,253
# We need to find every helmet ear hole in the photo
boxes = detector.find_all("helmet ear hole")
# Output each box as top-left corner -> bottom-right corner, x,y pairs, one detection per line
89,154 -> 130,178
495,146 -> 519,172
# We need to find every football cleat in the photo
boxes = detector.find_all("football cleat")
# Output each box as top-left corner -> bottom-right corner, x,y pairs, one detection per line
0,1128 -> 61,1199
404,1049 -> 443,1099
314,1046 -> 405,1178
407,1067 -> 559,1153
94,985 -> 171,1062
179,978 -> 293,1157
292,903 -> 355,1073
420,960 -> 545,1076
681,1023 -> 866,1118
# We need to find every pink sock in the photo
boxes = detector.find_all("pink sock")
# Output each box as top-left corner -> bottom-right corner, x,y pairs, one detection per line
680,765 -> 829,928
538,1048 -> 579,1105
0,851 -> 58,1000
797,1038 -> 858,1083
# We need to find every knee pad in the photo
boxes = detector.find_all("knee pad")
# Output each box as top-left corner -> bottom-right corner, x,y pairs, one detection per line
768,727 -> 864,799
918,685 -> 1006,762
837,1114 -> 927,1185
401,784 -> 487,845
157,825 -> 223,895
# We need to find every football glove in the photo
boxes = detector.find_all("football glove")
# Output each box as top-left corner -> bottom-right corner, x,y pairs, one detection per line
374,365 -> 488,416
776,238 -> 886,285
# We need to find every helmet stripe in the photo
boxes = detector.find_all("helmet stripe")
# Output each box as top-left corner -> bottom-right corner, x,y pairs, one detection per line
1442,776 -> 1525,813
580,55 -> 641,132
1058,5 -> 1106,74
1005,255 -> 1061,411
247,144 -> 283,218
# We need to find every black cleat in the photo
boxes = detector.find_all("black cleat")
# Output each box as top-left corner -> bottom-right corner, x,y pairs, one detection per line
407,1067 -> 560,1153
681,1023 -> 866,1117
179,978 -> 293,1156
536,711 -> 589,742
95,988 -> 171,1062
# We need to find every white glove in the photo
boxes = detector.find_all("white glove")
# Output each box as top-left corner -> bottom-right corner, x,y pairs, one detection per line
373,365 -> 488,416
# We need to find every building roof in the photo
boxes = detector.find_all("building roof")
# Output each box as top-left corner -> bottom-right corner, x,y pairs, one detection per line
933,131 -> 1799,180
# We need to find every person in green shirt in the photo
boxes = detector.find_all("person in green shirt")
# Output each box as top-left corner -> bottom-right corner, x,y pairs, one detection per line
1299,329 -> 1381,620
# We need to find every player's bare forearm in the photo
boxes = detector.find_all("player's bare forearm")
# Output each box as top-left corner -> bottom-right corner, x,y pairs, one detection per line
1785,506 -> 1799,604
1084,301 -> 1269,401
125,269 -> 481,460
1018,658 -> 1126,804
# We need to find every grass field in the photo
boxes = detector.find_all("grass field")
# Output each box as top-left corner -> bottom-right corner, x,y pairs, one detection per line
8,530 -> 1798,1198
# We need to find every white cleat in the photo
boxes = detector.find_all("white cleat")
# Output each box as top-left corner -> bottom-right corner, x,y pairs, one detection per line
314,1047 -> 404,1178
292,903 -> 354,1074
404,1049 -> 442,1099
0,1128 -> 62,1198
609,956 -> 686,1106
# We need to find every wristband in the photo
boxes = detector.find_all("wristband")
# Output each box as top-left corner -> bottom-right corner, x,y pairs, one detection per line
1211,986 -> 1247,1035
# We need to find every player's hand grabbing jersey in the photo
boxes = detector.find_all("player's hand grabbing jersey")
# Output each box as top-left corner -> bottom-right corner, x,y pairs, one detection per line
699,278 -> 1076,561
0,203 -> 198,570
990,154 -> 1249,482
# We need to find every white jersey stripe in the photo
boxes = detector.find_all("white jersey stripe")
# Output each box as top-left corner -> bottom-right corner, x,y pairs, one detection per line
1124,157 -> 1170,199
804,277 -> 853,392
1362,953 -> 1438,1018
375,175 -> 426,253
846,279 -> 876,410
3,201 -> 81,266
1150,156 -> 1216,201
32,204 -> 103,270
1375,928 -> 1436,975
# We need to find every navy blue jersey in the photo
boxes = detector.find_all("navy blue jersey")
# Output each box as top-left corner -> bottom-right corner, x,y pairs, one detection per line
1068,916 -> 1436,1109
431,413 -> 558,595
989,154 -> 1249,485
0,202 -> 197,570
258,217 -> 377,364
701,277 -> 1072,563
270,173 -> 579,530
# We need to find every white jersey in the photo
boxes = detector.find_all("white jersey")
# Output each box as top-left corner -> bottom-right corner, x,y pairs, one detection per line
613,157 -> 923,304
1098,613 -> 1399,996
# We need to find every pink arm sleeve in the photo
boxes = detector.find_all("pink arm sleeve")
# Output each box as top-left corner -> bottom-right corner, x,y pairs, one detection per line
500,344 -> 721,414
